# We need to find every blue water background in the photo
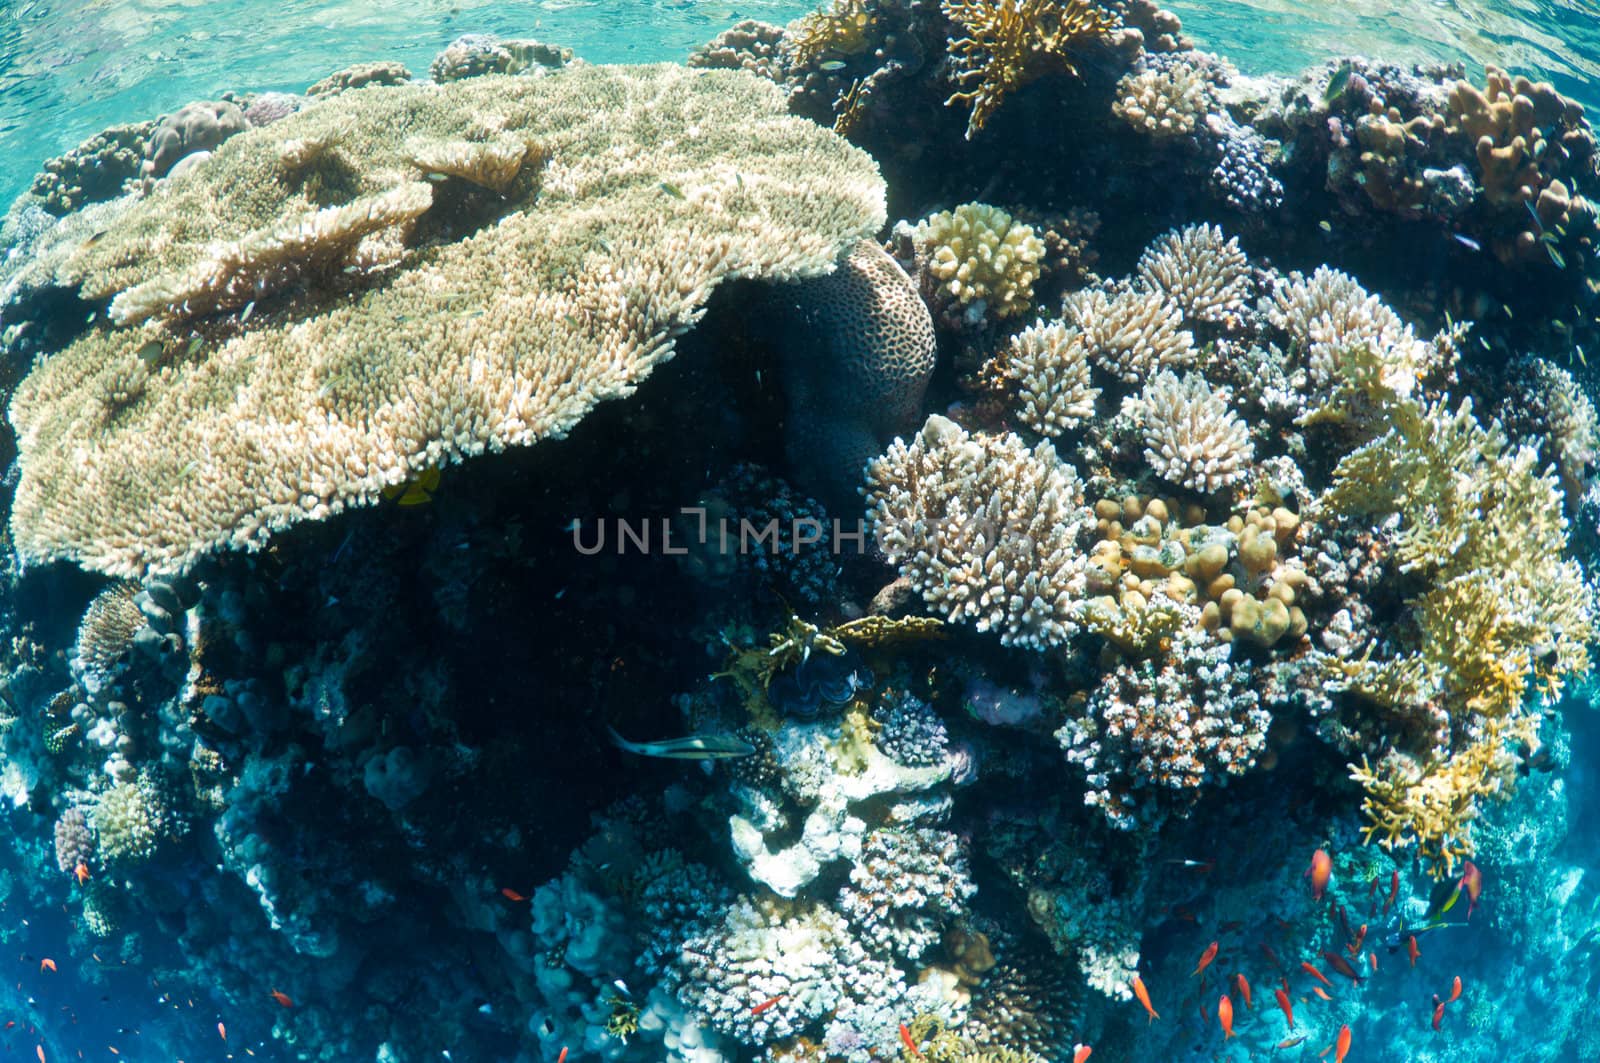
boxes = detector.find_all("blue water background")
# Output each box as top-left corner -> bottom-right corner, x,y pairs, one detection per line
3,0 -> 1600,209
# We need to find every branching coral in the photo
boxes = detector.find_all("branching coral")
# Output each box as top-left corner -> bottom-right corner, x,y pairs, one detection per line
864,415 -> 1094,649
1004,321 -> 1101,434
1124,370 -> 1254,494
1064,284 -> 1195,382
787,0 -> 876,67
1134,223 -> 1251,325
944,0 -> 1122,138
12,65 -> 886,579
1112,53 -> 1218,138
915,203 -> 1045,324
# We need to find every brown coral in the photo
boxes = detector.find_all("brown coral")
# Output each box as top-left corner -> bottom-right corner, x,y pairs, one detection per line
945,0 -> 1122,138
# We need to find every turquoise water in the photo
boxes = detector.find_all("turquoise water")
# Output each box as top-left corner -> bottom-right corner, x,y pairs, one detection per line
2,2 -> 1600,1062
4,0 -> 1600,209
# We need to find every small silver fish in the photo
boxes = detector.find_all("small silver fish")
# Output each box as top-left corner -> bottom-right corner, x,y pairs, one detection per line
607,725 -> 755,760
240,300 -> 256,323
1450,232 -> 1481,252
819,60 -> 848,72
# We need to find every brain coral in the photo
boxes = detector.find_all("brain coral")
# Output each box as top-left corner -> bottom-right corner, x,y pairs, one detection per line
11,64 -> 886,578
774,240 -> 936,511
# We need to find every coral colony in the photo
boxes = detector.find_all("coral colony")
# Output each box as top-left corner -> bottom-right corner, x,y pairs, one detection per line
0,0 -> 1597,1060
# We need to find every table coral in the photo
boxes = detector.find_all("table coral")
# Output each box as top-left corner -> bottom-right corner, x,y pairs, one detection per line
11,64 -> 886,578
944,0 -> 1122,138
864,415 -> 1093,649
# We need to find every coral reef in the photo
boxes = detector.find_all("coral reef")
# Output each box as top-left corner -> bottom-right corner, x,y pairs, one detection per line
865,415 -> 1093,649
10,65 -> 885,577
913,203 -> 1045,326
1123,370 -> 1254,494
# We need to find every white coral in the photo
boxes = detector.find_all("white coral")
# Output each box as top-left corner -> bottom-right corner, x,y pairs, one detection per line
1065,284 -> 1196,383
1136,223 -> 1252,324
1127,370 -> 1255,493
1005,321 -> 1100,433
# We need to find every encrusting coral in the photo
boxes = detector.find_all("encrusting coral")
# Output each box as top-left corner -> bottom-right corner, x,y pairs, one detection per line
10,64 -> 887,578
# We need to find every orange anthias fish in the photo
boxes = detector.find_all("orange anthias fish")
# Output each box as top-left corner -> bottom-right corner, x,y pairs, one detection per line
500,888 -> 528,903
35,1046 -> 44,1063
556,1049 -> 568,1063
1301,961 -> 1332,988
1458,862 -> 1483,920
899,1022 -> 923,1059
1335,1023 -> 1352,1062
1218,994 -> 1235,1040
1448,975 -> 1462,1003
1193,941 -> 1219,977
1433,997 -> 1446,1031
750,995 -> 784,1015
1368,951 -> 1379,974
1306,849 -> 1333,901
270,989 -> 294,1009
1132,975 -> 1160,1022
1278,1035 -> 1309,1049
1234,973 -> 1252,1010
1312,986 -> 1334,1002
1348,924 -> 1367,956
1407,934 -> 1421,968
72,863 -> 89,885
1275,986 -> 1295,1029
218,1022 -> 227,1042
38,959 -> 55,974
1074,1045 -> 1093,1063
1386,869 -> 1401,915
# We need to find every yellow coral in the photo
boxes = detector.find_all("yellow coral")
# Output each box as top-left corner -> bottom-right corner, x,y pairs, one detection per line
787,0 -> 875,67
1349,716 -> 1536,877
944,0 -> 1121,138
916,203 -> 1045,321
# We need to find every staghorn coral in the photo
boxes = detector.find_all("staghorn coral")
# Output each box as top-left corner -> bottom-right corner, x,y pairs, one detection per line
1057,622 -> 1270,829
915,203 -> 1045,325
1264,264 -> 1454,410
864,415 -> 1094,650
1063,284 -> 1195,383
1112,52 -> 1217,138
1319,388 -> 1594,870
12,65 -> 886,579
1349,718 -> 1536,877
1133,223 -> 1251,325
786,0 -> 876,67
1123,370 -> 1254,494
944,0 -> 1122,138
1003,320 -> 1101,434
